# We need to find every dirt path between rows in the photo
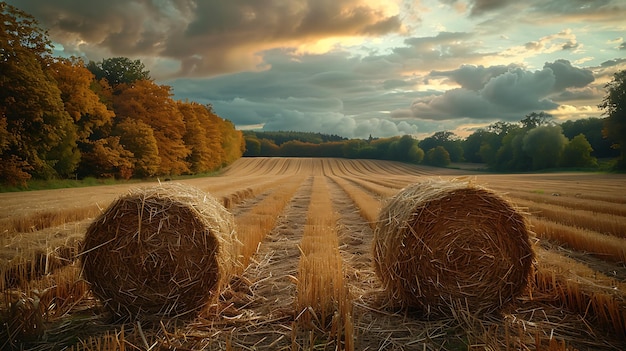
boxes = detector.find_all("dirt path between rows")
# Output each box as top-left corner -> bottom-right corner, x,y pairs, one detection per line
179,176 -> 313,350
327,177 -> 455,350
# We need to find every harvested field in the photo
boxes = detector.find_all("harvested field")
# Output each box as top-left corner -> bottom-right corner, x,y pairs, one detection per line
0,158 -> 625,350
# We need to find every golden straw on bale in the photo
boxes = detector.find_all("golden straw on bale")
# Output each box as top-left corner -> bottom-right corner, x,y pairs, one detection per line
373,179 -> 534,317
81,183 -> 239,319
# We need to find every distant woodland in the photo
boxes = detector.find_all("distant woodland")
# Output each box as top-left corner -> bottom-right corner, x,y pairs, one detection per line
244,114 -> 621,171
1,3 -> 244,186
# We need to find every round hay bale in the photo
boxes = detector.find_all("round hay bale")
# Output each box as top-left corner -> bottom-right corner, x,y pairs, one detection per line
373,179 -> 534,316
81,183 -> 239,319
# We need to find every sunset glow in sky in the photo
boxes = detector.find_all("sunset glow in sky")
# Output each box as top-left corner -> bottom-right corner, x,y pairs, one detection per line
9,0 -> 626,138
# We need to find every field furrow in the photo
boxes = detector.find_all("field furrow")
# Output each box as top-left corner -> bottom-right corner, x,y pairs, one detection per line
1,158 -> 625,351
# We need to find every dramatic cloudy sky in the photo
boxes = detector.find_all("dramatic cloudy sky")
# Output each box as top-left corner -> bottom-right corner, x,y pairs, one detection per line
10,0 -> 626,138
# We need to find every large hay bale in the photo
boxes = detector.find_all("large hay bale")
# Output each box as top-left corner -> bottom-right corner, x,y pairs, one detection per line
373,179 -> 534,316
81,183 -> 239,319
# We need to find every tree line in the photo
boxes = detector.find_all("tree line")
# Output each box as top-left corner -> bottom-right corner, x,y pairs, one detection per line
1,3 -> 244,186
244,112 -> 621,171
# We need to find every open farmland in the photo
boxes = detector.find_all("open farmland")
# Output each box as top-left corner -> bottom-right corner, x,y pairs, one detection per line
1,157 -> 625,350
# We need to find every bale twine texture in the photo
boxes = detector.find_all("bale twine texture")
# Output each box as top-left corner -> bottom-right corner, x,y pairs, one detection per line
373,179 -> 534,316
81,183 -> 239,319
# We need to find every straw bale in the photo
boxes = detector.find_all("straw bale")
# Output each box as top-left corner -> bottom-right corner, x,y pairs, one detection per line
81,183 -> 239,319
373,179 -> 534,316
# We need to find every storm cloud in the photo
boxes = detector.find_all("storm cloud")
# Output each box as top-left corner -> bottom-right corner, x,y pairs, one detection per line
9,0 -> 402,77
408,60 -> 595,121
7,0 -> 626,138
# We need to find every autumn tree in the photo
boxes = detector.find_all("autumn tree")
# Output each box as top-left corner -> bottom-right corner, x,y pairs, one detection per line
198,105 -> 227,169
79,136 -> 134,179
114,119 -> 160,178
177,101 -> 224,173
0,3 -> 78,180
47,57 -> 124,178
599,70 -> 626,169
48,57 -> 115,141
218,118 -> 245,166
113,80 -> 190,176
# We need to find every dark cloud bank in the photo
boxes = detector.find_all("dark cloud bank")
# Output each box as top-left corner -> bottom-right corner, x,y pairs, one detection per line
10,0 -> 402,77
7,0 -> 624,138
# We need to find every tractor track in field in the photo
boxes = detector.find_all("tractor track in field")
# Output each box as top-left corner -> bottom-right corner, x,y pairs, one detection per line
209,176 -> 314,349
3,158 -> 626,351
327,177 -> 453,351
229,189 -> 274,217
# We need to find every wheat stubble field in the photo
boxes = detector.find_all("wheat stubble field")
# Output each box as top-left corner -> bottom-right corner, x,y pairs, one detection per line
1,157 -> 625,350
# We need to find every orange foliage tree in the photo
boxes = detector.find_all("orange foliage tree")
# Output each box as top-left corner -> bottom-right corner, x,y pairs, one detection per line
0,3 -> 78,181
177,101 -> 224,173
113,118 -> 160,177
113,80 -> 191,176
1,4 -> 243,184
219,118 -> 245,166
48,57 -> 115,141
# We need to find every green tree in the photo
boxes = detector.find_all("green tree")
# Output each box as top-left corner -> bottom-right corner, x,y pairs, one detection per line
463,129 -> 500,163
522,125 -> 568,170
487,121 -> 514,135
370,137 -> 395,159
259,139 -> 280,156
560,134 -> 598,168
561,117 -> 617,159
318,141 -> 345,157
521,111 -> 552,130
419,131 -> 463,162
386,135 -> 424,163
599,70 -> 626,169
280,140 -> 316,157
424,146 -> 451,167
343,139 -> 367,159
478,122 -> 511,167
407,144 -> 424,164
495,127 -> 530,171
244,136 -> 262,156
87,57 -> 151,87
